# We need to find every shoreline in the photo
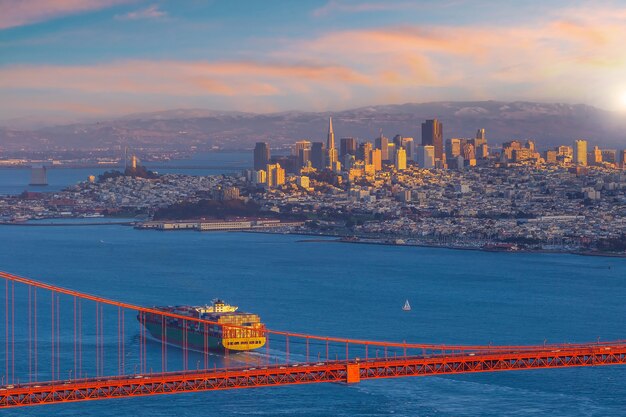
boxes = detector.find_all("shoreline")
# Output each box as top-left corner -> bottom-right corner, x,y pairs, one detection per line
243,229 -> 626,259
0,221 -> 135,227
2,219 -> 624,258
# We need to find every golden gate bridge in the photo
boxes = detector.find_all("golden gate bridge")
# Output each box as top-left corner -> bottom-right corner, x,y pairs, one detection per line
1,270 -> 625,409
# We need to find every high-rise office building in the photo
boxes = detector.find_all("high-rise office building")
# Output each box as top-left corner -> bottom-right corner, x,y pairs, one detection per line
463,143 -> 476,161
417,145 -> 435,169
446,138 -> 462,159
591,146 -> 602,165
393,134 -> 403,147
502,140 -> 523,161
254,142 -> 270,170
387,143 -> 396,164
557,146 -> 573,158
340,137 -> 358,159
293,140 -> 311,156
375,134 -> 389,161
298,148 -> 311,168
359,142 -> 373,165
476,128 -> 486,142
370,148 -> 382,171
512,148 -> 532,162
327,117 -> 338,167
401,137 -> 414,160
266,163 -> 285,188
254,169 -> 267,185
293,140 -> 311,168
573,139 -> 588,166
472,129 -> 487,153
476,143 -> 489,159
395,147 -> 407,171
311,142 -> 326,170
421,119 -> 443,161
620,150 -> 626,168
545,150 -> 558,164
449,155 -> 465,170
344,154 -> 356,171
602,149 -> 617,164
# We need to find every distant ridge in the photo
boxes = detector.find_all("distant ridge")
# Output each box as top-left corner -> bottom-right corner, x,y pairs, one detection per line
1,101 -> 625,151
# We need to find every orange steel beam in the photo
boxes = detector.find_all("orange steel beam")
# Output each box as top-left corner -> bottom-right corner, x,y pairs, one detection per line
1,271 -> 622,352
2,344 -> 626,408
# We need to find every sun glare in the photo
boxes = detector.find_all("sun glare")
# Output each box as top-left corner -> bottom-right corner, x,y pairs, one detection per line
620,91 -> 626,110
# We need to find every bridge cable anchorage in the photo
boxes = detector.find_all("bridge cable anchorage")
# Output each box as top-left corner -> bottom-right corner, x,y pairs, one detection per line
0,270 -> 625,409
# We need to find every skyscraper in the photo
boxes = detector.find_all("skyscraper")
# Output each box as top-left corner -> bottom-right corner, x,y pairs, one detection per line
294,140 -> 311,168
417,145 -> 435,169
254,142 -> 270,170
421,119 -> 443,161
602,149 -> 617,164
401,137 -> 414,160
545,150 -> 558,163
266,163 -> 285,188
311,142 -> 326,170
387,142 -> 396,164
573,139 -> 588,166
476,128 -> 486,142
471,129 -> 487,158
558,145 -> 573,158
370,148 -> 382,171
327,117 -> 338,167
340,137 -> 358,159
375,134 -> 389,161
591,146 -> 602,165
293,140 -> 311,156
395,147 -> 407,171
476,143 -> 489,159
343,154 -> 356,170
446,138 -> 462,159
463,143 -> 476,161
359,142 -> 373,165
298,148 -> 311,168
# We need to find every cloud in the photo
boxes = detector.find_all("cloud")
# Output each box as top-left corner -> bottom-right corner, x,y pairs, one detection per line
3,4 -> 626,116
312,0 -> 436,17
115,4 -> 167,20
0,60 -> 371,96
0,0 -> 132,29
282,5 -> 626,107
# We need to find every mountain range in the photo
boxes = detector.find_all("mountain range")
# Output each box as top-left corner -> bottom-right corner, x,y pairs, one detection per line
1,101 -> 625,152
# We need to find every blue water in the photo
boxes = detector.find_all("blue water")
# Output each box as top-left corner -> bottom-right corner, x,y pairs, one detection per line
0,225 -> 625,416
0,152 -> 252,196
0,167 -> 106,196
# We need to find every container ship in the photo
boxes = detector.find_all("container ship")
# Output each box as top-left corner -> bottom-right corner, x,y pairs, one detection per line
138,299 -> 266,352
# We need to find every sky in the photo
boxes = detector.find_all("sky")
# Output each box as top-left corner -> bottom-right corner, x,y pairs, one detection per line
2,0 -> 626,123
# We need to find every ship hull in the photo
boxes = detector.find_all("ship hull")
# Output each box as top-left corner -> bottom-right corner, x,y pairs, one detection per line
143,320 -> 265,352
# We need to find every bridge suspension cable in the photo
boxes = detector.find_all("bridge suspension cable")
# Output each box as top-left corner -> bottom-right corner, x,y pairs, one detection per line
1,270 -> 625,409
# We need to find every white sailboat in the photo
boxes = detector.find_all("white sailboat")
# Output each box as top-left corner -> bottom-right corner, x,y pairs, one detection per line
402,299 -> 411,311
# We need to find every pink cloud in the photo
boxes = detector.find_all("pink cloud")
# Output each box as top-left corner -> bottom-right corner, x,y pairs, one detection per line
0,60 -> 371,96
0,0 -> 133,29
3,4 -> 626,116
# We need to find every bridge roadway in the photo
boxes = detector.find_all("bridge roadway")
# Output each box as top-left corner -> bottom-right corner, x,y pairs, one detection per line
2,342 -> 626,408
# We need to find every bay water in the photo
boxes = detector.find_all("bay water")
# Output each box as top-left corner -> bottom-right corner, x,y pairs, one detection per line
0,225 -> 625,416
